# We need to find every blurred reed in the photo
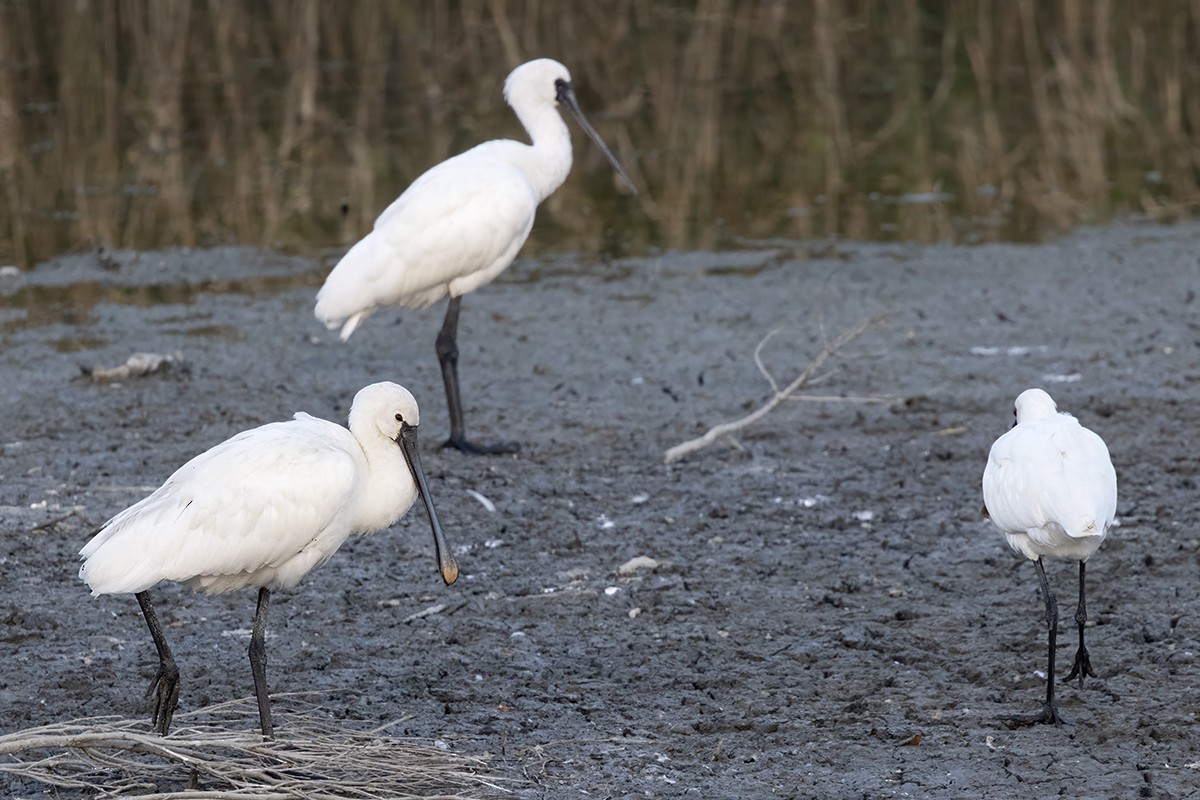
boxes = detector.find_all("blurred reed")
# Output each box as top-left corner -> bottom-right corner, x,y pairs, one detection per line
1,0 -> 1197,268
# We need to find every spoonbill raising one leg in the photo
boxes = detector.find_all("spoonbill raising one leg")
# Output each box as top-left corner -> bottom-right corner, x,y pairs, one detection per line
982,388 -> 1117,725
79,382 -> 458,738
314,58 -> 636,455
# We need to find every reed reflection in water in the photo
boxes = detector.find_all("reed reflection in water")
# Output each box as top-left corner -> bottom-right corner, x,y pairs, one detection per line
1,0 -> 1198,268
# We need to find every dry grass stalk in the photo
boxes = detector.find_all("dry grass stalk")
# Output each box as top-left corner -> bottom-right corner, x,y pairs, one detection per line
663,316 -> 880,464
0,695 -> 505,799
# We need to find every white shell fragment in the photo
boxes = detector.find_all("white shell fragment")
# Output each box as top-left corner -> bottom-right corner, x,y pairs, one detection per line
617,555 -> 659,576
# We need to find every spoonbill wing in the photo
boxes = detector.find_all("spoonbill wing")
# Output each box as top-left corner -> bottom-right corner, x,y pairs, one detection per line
983,420 -> 1116,540
316,150 -> 538,328
80,415 -> 361,595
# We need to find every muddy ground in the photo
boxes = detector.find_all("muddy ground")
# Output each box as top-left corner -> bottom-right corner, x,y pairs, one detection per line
1,223 -> 1199,798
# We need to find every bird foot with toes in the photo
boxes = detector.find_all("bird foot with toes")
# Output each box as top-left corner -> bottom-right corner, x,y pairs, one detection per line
146,662 -> 180,735
1000,702 -> 1064,727
443,436 -> 520,456
1064,646 -> 1096,688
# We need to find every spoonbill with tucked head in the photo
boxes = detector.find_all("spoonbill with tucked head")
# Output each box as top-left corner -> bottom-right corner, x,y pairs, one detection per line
982,387 -> 1117,725
315,58 -> 636,455
79,382 -> 458,738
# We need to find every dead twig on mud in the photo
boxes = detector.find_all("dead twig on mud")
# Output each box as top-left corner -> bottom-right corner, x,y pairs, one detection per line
663,316 -> 882,464
28,508 -> 88,534
0,695 -> 506,799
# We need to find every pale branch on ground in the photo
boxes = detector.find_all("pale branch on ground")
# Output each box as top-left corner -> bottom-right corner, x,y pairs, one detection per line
663,316 -> 882,464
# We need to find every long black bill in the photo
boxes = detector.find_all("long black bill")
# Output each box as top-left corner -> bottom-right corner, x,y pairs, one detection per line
397,422 -> 458,586
556,79 -> 637,194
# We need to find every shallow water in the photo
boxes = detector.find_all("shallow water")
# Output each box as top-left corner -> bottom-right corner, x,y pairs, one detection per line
3,2 -> 1199,268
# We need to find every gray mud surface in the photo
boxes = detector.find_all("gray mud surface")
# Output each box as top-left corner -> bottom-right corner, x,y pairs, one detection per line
2,224 -> 1199,798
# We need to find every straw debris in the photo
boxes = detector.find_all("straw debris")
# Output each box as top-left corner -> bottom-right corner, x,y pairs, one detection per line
0,696 -> 505,799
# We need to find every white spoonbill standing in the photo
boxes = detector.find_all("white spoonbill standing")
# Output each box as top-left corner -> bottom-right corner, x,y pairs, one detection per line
79,382 -> 458,738
982,388 -> 1117,725
315,58 -> 636,455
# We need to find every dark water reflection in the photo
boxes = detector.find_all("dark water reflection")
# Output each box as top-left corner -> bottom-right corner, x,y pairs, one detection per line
3,273 -> 311,327
2,1 -> 1198,268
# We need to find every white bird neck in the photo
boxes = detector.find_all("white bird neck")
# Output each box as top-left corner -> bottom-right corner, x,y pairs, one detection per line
513,104 -> 574,203
353,432 -> 417,534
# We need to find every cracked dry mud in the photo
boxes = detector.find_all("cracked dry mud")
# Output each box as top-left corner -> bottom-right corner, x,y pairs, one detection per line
2,223 -> 1199,798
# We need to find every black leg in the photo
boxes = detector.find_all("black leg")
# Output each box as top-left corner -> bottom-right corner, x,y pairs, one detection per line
135,591 -> 180,736
1063,560 -> 1096,688
436,296 -> 519,455
249,587 -> 274,739
1001,557 -> 1063,726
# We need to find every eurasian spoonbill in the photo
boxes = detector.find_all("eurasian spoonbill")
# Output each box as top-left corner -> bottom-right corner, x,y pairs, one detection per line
982,388 -> 1117,725
79,382 -> 459,738
315,58 -> 636,454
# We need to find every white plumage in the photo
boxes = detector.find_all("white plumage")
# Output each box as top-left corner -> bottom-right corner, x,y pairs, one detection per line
983,387 -> 1117,563
314,59 -> 635,454
81,417 -> 362,595
982,387 -> 1117,725
314,154 -> 540,338
79,382 -> 457,738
